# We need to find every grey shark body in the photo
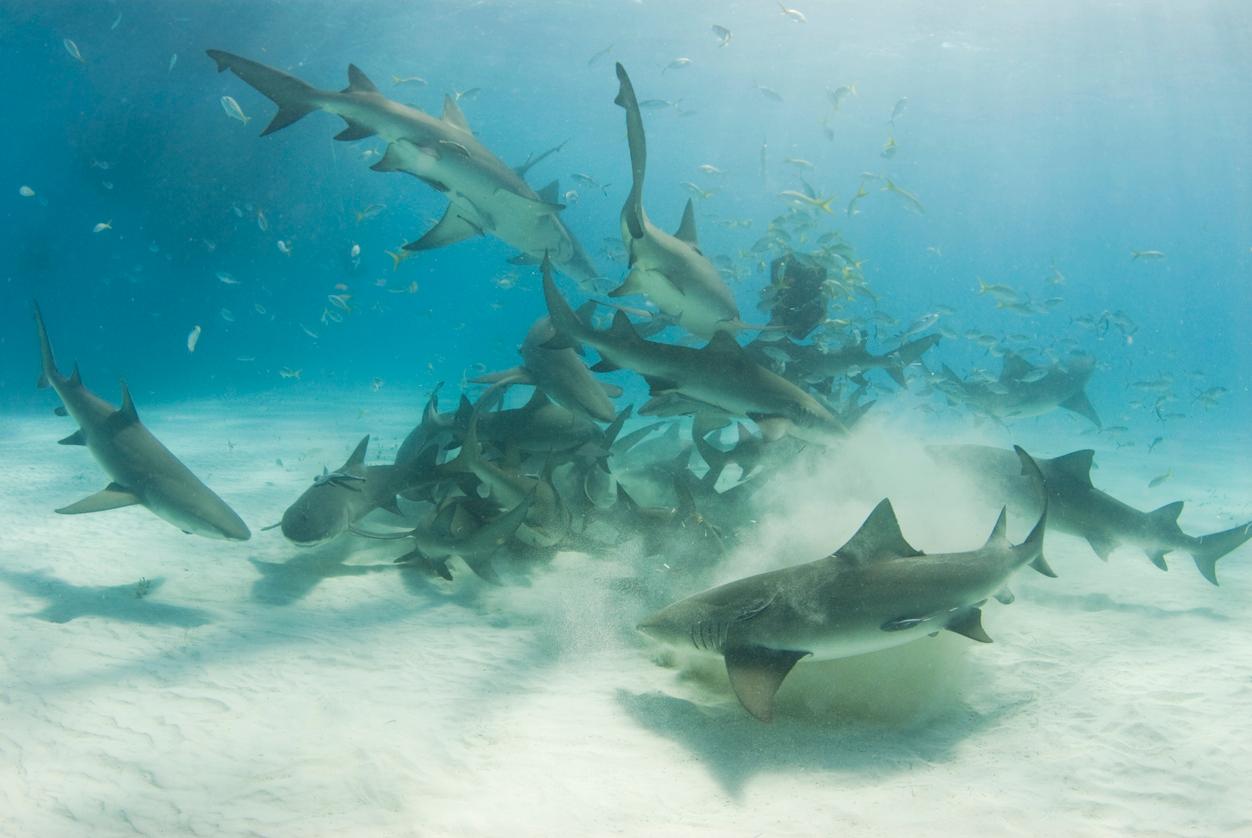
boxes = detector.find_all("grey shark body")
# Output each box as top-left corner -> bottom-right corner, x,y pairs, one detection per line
281,435 -> 425,547
640,498 -> 1052,721
940,352 -> 1101,427
612,63 -> 741,337
929,444 -> 1252,585
474,314 -> 621,422
755,333 -> 941,388
207,49 -> 599,287
542,258 -> 843,442
33,303 -> 251,541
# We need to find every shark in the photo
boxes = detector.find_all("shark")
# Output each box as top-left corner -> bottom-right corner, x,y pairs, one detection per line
542,257 -> 844,442
473,313 -> 622,423
33,302 -> 251,541
639,495 -> 1053,721
928,444 -> 1252,585
939,351 -> 1102,427
611,63 -> 742,337
280,435 -> 431,547
752,333 -> 941,388
206,49 -> 600,287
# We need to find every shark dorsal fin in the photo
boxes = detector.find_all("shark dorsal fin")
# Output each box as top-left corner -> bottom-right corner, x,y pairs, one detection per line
984,507 -> 1009,548
1149,500 -> 1185,525
341,435 -> 371,473
835,499 -> 923,563
1048,449 -> 1095,486
703,330 -> 747,359
537,179 -> 561,205
421,383 -> 444,429
608,310 -> 641,342
442,95 -> 472,133
455,395 -> 474,427
118,380 -> 139,423
69,363 -> 82,387
674,199 -> 700,247
999,351 -> 1035,382
344,64 -> 379,94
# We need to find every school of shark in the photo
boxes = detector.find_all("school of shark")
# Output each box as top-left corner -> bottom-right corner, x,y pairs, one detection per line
28,50 -> 1250,724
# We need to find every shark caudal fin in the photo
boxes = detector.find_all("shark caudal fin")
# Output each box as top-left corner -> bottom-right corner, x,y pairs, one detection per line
613,63 -> 648,240
1190,521 -> 1252,586
1019,502 -> 1056,578
32,300 -> 62,389
206,50 -> 321,136
885,333 -> 941,387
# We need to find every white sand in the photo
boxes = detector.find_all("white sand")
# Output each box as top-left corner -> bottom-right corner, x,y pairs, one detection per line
1,393 -> 1249,837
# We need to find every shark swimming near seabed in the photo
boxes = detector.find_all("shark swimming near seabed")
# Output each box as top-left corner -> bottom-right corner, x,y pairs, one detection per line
638,492 -> 1053,721
611,63 -> 743,337
928,444 -> 1252,585
751,332 -> 942,388
280,435 -> 433,547
938,351 -> 1102,427
33,302 -> 251,541
541,256 -> 845,442
206,49 -> 600,288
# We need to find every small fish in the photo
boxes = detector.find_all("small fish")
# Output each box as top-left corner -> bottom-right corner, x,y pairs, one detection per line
711,25 -> 732,47
1148,436 -> 1164,452
1148,468 -> 1172,488
217,271 -> 240,285
355,203 -> 385,223
901,312 -> 940,340
663,57 -> 692,73
1131,249 -> 1166,260
778,190 -> 834,213
19,185 -> 35,197
220,95 -> 251,125
92,220 -> 112,233
638,99 -> 678,111
697,164 -> 724,176
452,87 -> 480,103
883,178 -> 923,213
890,97 -> 909,123
350,243 -> 361,260
327,293 -> 352,312
563,189 -> 579,204
300,324 -> 319,339
778,3 -> 807,23
826,84 -> 857,109
186,324 -> 202,353
220,308 -> 235,322
391,74 -> 427,86
757,85 -> 784,103
256,208 -> 269,232
587,44 -> 613,67
571,173 -> 610,195
371,378 -> 384,392
168,53 -> 178,73
680,181 -> 715,200
63,38 -> 85,63
110,13 -> 122,30
783,157 -> 814,169
385,248 -> 412,270
279,367 -> 302,380
277,239 -> 292,255
254,303 -> 268,315
881,135 -> 897,158
846,183 -> 870,216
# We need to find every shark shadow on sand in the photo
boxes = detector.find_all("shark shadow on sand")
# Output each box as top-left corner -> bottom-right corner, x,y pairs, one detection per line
248,538 -> 399,605
615,684 -> 1024,798
0,568 -> 212,627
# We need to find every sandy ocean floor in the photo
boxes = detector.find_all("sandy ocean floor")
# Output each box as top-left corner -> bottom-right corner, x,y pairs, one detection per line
1,391 -> 1249,837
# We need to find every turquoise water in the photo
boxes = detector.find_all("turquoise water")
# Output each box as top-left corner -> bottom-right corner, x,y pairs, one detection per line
2,2 -> 1250,834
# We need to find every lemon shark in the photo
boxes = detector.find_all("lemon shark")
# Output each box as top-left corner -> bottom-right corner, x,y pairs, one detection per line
639,497 -> 1052,721
939,351 -> 1101,428
929,444 -> 1252,585
33,302 -> 250,541
206,49 -> 599,287
612,63 -> 741,337
541,257 -> 844,441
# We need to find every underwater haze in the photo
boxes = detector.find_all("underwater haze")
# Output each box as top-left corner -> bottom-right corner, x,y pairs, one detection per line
2,1 -> 1251,835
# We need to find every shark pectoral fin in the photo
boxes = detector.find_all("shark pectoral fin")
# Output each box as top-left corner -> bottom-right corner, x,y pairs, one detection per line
1146,550 -> 1170,571
946,608 -> 993,643
1060,391 -> 1102,428
1086,533 -> 1117,561
608,269 -> 647,298
642,375 -> 678,395
724,646 -> 809,722
404,207 -> 484,252
370,141 -> 413,173
334,119 -> 376,141
57,429 -> 86,446
56,483 -> 140,514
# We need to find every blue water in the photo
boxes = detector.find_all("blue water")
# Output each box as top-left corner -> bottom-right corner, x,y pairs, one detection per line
3,0 -> 1248,429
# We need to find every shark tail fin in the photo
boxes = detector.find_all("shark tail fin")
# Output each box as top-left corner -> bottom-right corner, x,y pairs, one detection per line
613,63 -> 647,239
890,334 -> 941,386
1019,503 -> 1055,577
32,300 -> 61,389
1190,521 -> 1252,586
206,49 -> 321,136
